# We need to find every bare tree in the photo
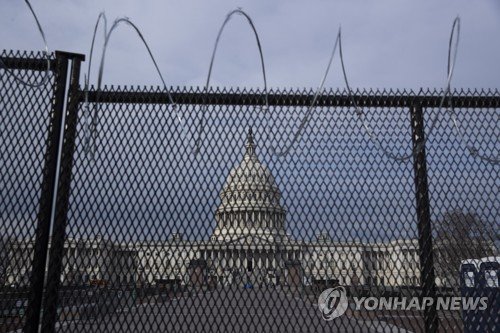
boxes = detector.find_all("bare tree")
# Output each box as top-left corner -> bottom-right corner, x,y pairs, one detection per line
433,210 -> 497,287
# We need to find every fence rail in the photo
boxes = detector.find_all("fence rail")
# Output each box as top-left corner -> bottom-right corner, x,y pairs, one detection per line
80,87 -> 500,107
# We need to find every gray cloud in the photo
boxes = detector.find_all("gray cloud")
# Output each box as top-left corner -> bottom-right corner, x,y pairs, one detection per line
1,0 -> 499,89
0,1 -> 498,243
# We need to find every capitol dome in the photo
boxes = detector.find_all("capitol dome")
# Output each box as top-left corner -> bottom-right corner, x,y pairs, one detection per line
212,128 -> 287,243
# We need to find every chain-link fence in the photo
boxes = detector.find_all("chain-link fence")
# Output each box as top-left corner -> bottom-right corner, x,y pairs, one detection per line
1,50 -> 498,333
1,50 -> 56,332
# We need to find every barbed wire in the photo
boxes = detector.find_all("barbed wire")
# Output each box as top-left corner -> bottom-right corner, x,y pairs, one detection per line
193,8 -> 269,156
274,17 -> 498,164
82,12 -> 107,157
270,27 -> 341,157
2,4 -> 498,164
442,21 -> 499,164
0,0 -> 50,87
82,14 -> 180,158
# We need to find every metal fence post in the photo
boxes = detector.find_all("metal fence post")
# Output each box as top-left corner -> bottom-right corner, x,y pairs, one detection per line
40,52 -> 85,332
23,52 -> 70,333
410,105 -> 439,333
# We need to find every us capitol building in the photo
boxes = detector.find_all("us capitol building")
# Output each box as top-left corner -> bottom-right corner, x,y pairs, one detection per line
2,129 -> 423,289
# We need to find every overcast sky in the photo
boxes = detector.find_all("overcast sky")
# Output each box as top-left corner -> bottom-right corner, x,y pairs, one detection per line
1,1 -> 498,244
1,0 -> 499,90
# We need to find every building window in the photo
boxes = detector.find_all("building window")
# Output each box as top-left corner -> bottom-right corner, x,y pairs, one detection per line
464,272 -> 475,287
485,270 -> 498,288
247,258 -> 253,272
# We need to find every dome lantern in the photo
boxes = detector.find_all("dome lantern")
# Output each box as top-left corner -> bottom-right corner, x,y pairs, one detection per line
245,127 -> 256,156
212,128 -> 287,243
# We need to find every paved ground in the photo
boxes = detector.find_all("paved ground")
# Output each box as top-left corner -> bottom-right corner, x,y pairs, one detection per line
54,287 -> 411,332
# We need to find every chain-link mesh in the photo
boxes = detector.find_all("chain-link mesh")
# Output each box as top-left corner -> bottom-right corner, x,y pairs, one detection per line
426,99 -> 499,332
0,50 -> 55,332
45,86 -> 497,333
1,50 -> 498,332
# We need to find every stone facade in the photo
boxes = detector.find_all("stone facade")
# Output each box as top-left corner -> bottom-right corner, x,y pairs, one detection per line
3,129 -> 423,289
